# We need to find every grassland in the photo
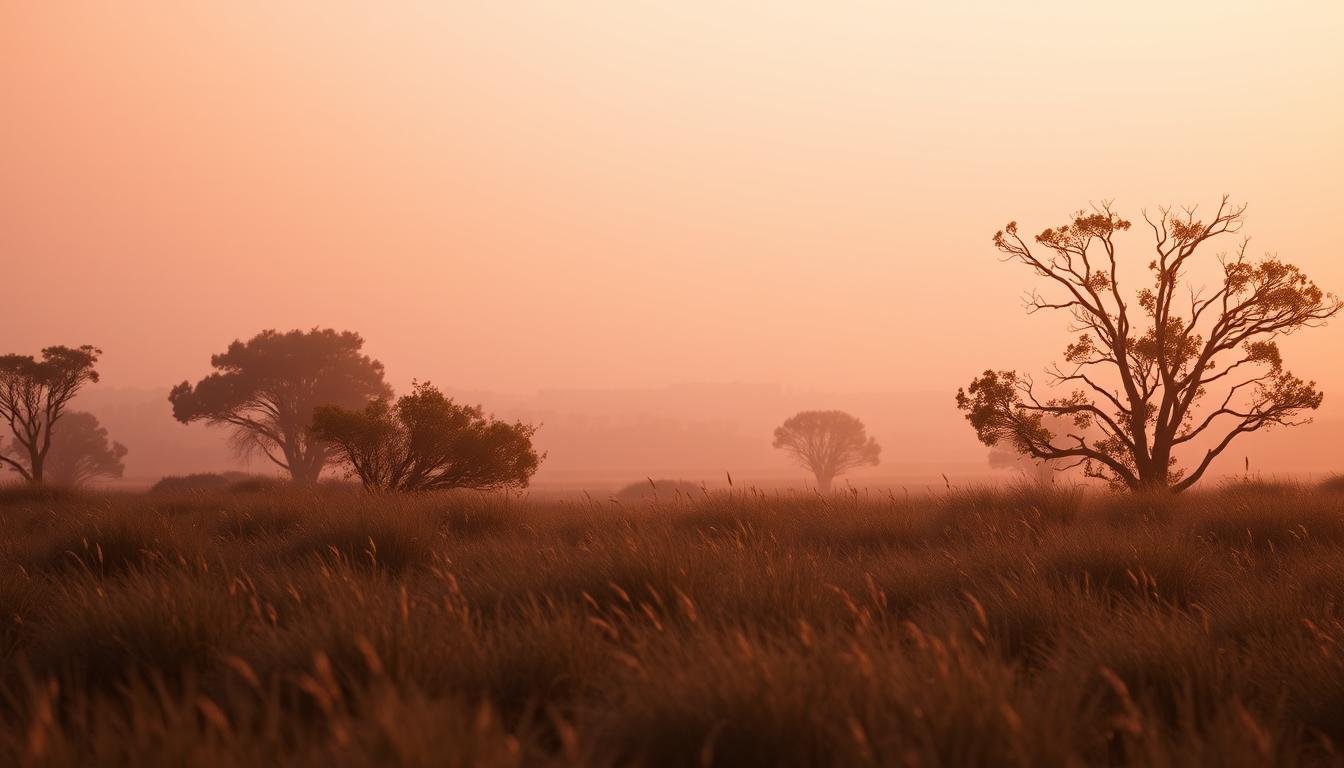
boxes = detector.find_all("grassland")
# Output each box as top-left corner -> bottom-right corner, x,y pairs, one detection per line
2,481 -> 1344,766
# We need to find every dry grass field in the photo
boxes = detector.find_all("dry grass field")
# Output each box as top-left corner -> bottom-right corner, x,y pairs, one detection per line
2,481 -> 1344,766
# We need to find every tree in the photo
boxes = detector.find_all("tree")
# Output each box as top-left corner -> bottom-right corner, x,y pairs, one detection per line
42,411 -> 128,487
958,198 -> 1341,492
311,381 -> 542,492
0,345 -> 102,484
169,329 -> 391,484
772,410 -> 881,493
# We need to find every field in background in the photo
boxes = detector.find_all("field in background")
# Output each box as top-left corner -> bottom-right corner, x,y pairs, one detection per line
2,482 -> 1344,766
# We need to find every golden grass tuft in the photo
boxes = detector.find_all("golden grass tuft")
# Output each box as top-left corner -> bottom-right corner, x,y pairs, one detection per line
1,484 -> 1343,765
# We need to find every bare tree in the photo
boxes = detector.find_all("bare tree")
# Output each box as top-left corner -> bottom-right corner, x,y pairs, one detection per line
772,410 -> 881,493
958,198 -> 1340,492
0,346 -> 102,485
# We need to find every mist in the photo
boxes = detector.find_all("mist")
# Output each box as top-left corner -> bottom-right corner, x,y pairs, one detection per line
10,5 -> 1344,765
4,2 -> 1343,489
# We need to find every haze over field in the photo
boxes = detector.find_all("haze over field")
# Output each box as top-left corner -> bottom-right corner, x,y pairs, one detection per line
4,2 -> 1342,484
10,6 -> 1344,766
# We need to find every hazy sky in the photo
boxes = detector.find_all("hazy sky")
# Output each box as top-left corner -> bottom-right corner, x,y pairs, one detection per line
4,2 -> 1342,408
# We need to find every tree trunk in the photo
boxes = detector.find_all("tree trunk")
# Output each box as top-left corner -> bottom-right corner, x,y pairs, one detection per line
815,473 -> 833,494
280,439 -> 322,484
26,445 -> 44,485
291,457 -> 322,484
1136,468 -> 1173,493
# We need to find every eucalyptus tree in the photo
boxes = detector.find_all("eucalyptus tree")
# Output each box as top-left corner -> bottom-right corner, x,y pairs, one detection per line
958,198 -> 1340,492
170,329 -> 390,483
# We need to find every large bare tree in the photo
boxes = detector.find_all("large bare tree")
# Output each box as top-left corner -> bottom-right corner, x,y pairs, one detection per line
772,410 -> 881,493
0,345 -> 103,485
958,198 -> 1340,492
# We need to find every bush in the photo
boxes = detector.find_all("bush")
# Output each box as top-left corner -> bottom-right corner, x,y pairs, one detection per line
614,478 -> 705,505
150,472 -> 275,494
225,476 -> 288,494
0,483 -> 77,507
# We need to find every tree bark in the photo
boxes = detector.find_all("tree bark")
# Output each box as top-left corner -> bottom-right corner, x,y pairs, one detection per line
290,452 -> 324,484
815,473 -> 833,494
22,436 -> 44,485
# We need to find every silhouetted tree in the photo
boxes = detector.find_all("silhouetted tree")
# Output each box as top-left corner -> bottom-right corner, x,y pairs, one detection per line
169,329 -> 391,484
43,411 -> 128,488
0,345 -> 102,484
958,198 -> 1341,492
311,382 -> 542,492
772,410 -> 881,493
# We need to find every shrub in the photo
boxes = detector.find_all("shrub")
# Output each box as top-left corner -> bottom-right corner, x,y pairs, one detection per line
226,476 -> 288,494
614,479 -> 705,505
0,483 -> 77,507
150,472 -> 252,494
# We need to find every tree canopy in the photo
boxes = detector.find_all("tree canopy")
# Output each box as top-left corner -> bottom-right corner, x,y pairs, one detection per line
958,198 -> 1341,492
0,345 -> 102,484
311,381 -> 542,492
169,329 -> 391,483
772,410 -> 880,493
43,411 -> 128,488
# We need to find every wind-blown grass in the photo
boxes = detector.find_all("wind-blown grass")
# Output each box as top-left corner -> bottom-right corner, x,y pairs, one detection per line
1,483 -> 1342,765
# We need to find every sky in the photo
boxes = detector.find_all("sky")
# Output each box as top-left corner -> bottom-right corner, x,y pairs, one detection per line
3,2 -> 1343,480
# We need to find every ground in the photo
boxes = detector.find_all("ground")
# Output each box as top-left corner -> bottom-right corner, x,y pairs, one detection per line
1,482 -> 1343,766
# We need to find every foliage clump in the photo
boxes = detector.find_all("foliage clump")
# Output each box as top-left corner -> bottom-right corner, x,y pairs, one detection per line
312,382 -> 541,492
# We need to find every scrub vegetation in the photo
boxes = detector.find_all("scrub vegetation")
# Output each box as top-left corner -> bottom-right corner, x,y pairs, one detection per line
3,482 -> 1344,766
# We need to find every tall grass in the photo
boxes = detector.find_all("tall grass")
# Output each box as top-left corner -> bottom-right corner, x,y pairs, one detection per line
1,483 -> 1342,765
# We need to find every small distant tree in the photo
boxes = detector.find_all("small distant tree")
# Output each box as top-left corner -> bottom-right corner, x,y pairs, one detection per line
958,198 -> 1340,492
43,411 -> 128,488
169,329 -> 391,484
772,410 -> 881,493
0,345 -> 102,484
987,414 -> 1081,486
988,447 -> 1057,486
311,382 -> 542,492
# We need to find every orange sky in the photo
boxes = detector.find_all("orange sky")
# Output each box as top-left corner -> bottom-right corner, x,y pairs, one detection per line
3,2 -> 1342,423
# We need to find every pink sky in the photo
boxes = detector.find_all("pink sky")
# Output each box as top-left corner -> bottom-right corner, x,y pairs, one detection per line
3,3 -> 1342,480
